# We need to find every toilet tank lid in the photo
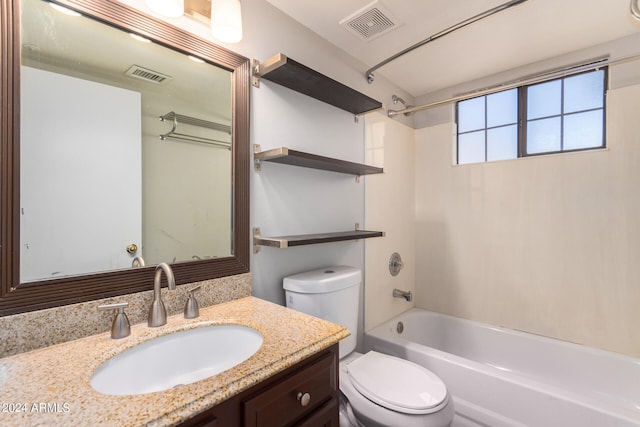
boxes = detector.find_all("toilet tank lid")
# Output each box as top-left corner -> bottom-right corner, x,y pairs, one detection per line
283,266 -> 361,293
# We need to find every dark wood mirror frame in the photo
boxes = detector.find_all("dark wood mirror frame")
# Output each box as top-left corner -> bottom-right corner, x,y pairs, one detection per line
0,0 -> 250,316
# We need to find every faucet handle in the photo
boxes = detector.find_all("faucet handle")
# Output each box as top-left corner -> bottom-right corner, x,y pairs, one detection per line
184,286 -> 201,319
98,302 -> 131,339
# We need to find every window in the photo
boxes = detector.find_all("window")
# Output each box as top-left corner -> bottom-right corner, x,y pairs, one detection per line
456,68 -> 607,165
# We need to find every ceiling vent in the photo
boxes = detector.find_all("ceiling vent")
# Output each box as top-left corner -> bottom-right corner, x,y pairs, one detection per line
340,1 -> 401,42
124,65 -> 172,84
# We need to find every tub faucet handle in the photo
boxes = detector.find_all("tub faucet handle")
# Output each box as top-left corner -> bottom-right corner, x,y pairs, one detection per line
98,302 -> 131,339
389,252 -> 404,276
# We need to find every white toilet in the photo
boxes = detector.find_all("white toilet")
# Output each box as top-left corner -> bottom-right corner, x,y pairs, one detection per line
283,266 -> 454,427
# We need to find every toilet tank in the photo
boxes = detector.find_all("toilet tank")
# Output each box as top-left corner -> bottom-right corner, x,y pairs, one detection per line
283,266 -> 361,358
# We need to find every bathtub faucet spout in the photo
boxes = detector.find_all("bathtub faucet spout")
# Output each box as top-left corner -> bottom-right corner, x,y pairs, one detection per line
393,288 -> 412,302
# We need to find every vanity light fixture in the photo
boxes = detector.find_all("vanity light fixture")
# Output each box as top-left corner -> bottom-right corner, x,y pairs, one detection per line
145,0 -> 184,18
143,0 -> 243,43
48,2 -> 81,16
210,0 -> 243,43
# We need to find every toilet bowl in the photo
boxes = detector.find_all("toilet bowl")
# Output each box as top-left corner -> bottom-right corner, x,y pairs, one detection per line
283,266 -> 454,427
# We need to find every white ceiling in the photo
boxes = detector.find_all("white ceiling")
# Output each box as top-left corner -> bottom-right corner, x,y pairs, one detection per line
265,0 -> 640,97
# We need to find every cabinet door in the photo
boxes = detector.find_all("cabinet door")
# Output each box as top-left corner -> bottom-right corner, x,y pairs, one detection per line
298,398 -> 339,427
191,419 -> 217,427
176,394 -> 238,427
243,351 -> 337,427
176,413 -> 217,427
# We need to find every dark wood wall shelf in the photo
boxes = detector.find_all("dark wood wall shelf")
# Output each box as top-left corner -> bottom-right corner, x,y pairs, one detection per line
251,53 -> 385,253
254,145 -> 383,176
252,53 -> 382,115
253,228 -> 384,252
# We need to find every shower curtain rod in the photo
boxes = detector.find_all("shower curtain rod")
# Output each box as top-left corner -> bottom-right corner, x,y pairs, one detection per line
365,0 -> 529,84
387,53 -> 640,118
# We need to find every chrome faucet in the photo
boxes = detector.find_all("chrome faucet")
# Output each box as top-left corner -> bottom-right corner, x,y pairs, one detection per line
393,288 -> 413,302
148,262 -> 176,327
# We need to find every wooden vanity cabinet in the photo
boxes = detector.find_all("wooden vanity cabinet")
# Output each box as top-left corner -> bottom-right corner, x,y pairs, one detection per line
179,344 -> 339,427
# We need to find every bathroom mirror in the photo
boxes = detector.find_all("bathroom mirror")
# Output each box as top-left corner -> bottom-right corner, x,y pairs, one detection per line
0,0 -> 250,315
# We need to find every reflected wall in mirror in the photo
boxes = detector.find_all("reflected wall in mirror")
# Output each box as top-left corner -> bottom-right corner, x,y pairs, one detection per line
0,0 -> 250,315
21,0 -> 233,281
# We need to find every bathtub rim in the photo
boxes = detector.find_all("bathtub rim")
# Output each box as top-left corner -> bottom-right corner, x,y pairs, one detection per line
364,307 -> 640,426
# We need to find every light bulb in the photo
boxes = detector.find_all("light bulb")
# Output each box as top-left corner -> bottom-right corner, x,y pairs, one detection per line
210,0 -> 243,43
145,0 -> 184,18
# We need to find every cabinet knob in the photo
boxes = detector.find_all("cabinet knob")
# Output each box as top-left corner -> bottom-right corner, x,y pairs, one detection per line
296,392 -> 311,407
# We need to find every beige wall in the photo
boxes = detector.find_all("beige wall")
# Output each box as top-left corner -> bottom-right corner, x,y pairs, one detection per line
414,84 -> 640,358
364,112 -> 416,331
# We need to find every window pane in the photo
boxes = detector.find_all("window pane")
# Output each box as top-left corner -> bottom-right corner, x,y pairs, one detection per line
564,110 -> 604,150
487,125 -> 518,161
564,70 -> 604,113
458,96 -> 485,133
456,68 -> 606,163
487,89 -> 517,128
527,80 -> 561,120
458,131 -> 485,164
527,117 -> 561,154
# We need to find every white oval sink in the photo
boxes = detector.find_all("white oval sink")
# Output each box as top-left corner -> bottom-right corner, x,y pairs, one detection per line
90,324 -> 263,395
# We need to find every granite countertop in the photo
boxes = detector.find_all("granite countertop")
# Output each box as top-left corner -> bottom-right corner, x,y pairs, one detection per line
0,296 -> 349,426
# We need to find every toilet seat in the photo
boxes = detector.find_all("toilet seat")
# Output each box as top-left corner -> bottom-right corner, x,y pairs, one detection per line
345,351 -> 448,415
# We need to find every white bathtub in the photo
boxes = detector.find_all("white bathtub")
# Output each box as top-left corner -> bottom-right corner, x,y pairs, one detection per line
364,308 -> 640,427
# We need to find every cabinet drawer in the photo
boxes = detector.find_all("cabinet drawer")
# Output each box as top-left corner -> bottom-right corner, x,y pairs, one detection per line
243,350 -> 337,427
